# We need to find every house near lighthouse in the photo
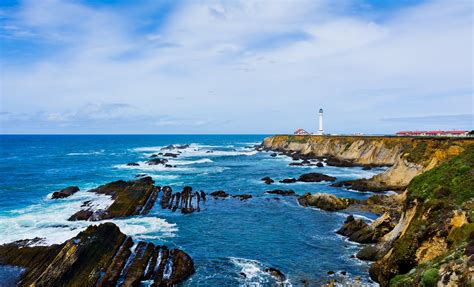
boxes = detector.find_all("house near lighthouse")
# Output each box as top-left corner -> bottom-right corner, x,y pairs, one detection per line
293,108 -> 325,135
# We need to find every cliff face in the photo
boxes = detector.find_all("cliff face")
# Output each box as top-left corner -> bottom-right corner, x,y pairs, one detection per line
262,135 -> 472,190
370,145 -> 474,286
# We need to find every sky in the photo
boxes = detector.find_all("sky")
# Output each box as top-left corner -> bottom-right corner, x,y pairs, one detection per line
0,0 -> 472,134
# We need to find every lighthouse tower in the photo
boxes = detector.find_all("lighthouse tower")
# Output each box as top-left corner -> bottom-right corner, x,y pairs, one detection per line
317,108 -> 324,135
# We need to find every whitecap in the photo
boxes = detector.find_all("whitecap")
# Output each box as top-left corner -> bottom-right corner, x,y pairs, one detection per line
114,162 -> 192,172
66,150 -> 105,156
0,191 -> 176,246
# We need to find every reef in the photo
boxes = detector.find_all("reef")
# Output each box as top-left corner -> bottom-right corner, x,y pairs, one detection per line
0,223 -> 194,286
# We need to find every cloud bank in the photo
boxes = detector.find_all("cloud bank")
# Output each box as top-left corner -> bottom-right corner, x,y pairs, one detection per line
1,0 -> 472,134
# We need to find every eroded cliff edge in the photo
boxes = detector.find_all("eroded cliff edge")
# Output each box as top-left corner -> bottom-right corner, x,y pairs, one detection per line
262,135 -> 473,191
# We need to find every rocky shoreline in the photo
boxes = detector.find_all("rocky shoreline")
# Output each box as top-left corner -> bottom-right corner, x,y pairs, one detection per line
260,136 -> 473,286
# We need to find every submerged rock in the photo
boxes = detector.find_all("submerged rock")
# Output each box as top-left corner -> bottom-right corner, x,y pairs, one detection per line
297,172 -> 336,182
266,189 -> 295,196
51,186 -> 79,199
0,223 -> 195,286
127,162 -> 139,166
279,178 -> 297,184
232,194 -> 252,201
298,193 -> 359,211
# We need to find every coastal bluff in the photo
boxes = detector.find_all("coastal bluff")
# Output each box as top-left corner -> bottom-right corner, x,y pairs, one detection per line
262,135 -> 473,191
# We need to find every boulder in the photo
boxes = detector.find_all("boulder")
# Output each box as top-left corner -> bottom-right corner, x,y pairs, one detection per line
210,190 -> 229,198
337,213 -> 394,244
279,178 -> 297,183
261,176 -> 274,184
51,186 -> 80,199
270,153 -> 277,157
297,172 -> 336,182
266,190 -> 295,196
316,162 -> 324,168
297,193 -> 359,211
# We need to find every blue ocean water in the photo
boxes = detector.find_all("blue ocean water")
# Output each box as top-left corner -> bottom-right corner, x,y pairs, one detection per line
0,135 -> 383,286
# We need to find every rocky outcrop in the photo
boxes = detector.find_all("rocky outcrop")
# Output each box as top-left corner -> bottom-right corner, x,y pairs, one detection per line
262,135 -> 472,191
368,145 -> 474,286
261,176 -> 274,184
264,267 -> 286,282
160,186 -> 205,214
337,214 -> 394,244
266,189 -> 295,196
297,172 -> 336,182
68,176 -> 160,221
298,193 -> 359,211
210,190 -> 229,198
51,186 -> 80,199
0,223 -> 195,286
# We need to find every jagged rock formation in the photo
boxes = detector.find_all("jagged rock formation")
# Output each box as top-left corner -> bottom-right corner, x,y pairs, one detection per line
337,214 -> 395,244
0,223 -> 194,286
51,186 -> 80,199
210,190 -> 229,198
69,176 -> 160,221
298,193 -> 359,211
161,186 -> 205,214
262,135 -> 472,191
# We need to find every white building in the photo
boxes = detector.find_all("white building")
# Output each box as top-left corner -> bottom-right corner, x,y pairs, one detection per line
316,108 -> 324,135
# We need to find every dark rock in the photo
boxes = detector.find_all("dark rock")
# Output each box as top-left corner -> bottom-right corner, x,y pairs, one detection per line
270,153 -> 277,157
168,249 -> 195,285
297,172 -> 336,182
51,186 -> 80,199
0,223 -> 195,287
147,158 -> 168,165
279,178 -> 297,183
135,173 -> 147,178
356,245 -> 380,261
162,152 -> 179,158
68,210 -> 93,221
264,267 -> 286,281
337,214 -> 394,244
200,191 -> 206,203
161,186 -> 173,209
362,166 -> 372,171
240,272 -> 247,278
316,162 -> 324,168
162,144 -> 189,150
266,189 -> 295,196
261,176 -> 274,184
127,162 -> 139,166
210,190 -> 229,198
327,271 -> 335,275
233,194 -> 252,201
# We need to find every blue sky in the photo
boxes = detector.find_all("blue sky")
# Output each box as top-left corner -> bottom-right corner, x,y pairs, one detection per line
0,0 -> 472,134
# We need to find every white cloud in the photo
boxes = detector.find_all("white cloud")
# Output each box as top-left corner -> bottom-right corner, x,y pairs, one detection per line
1,0 -> 472,134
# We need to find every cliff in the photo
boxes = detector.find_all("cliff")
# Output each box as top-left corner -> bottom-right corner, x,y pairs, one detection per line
369,144 -> 474,286
262,135 -> 473,191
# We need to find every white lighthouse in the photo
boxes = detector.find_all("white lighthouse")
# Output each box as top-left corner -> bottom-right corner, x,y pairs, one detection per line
317,108 -> 324,135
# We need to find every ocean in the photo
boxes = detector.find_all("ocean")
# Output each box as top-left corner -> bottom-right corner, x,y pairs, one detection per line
0,135 -> 383,286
